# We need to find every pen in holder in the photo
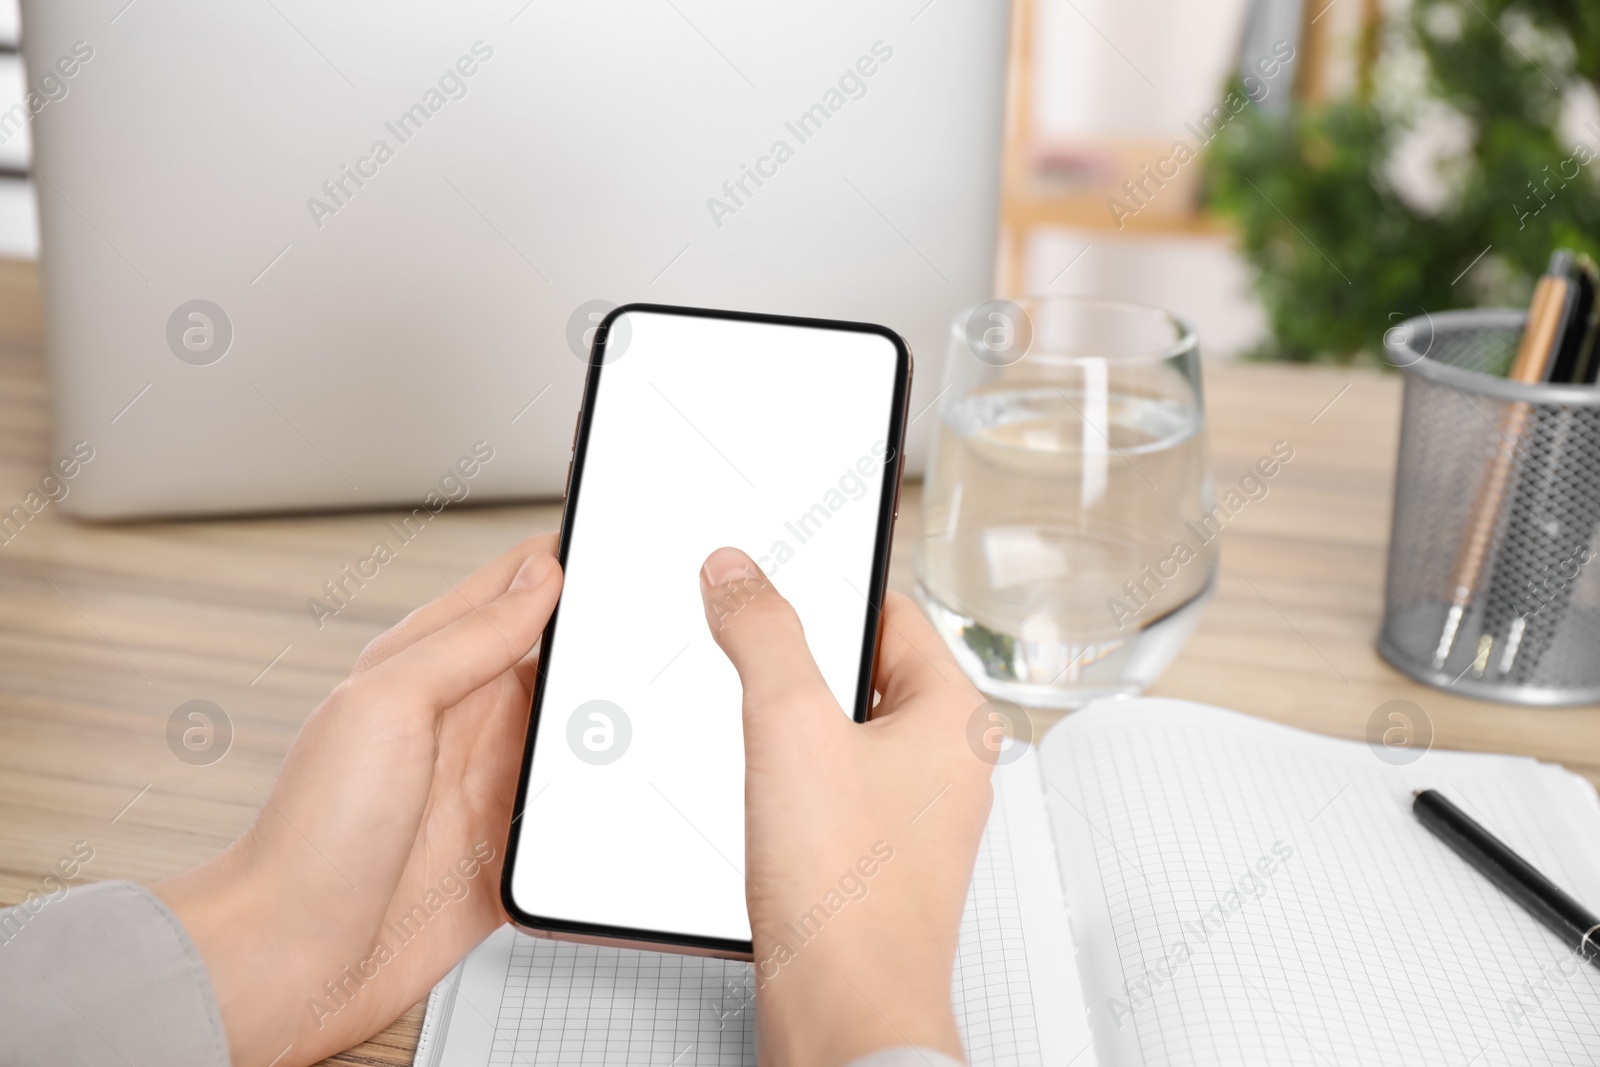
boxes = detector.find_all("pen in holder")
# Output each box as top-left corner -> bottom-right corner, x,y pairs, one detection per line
1380,309 -> 1600,706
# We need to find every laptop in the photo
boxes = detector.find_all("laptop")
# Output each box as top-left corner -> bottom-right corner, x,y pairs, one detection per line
23,0 -> 1008,518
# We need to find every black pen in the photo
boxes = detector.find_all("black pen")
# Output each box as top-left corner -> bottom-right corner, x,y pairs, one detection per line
1413,789 -> 1600,968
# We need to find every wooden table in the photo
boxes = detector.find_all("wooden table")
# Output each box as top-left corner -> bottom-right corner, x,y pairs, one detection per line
0,259 -> 1595,1064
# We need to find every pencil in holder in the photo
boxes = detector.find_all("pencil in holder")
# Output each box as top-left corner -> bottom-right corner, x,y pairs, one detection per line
1379,309 -> 1600,706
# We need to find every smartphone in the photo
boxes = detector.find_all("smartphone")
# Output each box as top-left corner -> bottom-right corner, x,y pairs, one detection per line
501,303 -> 911,958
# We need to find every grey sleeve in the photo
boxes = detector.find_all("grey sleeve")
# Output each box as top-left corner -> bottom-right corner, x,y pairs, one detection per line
0,879 -> 230,1067
845,1049 -> 967,1067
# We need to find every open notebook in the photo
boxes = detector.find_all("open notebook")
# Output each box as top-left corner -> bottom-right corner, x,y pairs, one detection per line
415,699 -> 1600,1066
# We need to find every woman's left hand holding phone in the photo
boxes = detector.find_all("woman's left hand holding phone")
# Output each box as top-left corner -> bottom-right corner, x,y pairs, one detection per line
154,536 -> 564,1067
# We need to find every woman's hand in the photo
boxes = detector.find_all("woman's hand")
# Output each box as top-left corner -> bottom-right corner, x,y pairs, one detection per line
699,547 -> 992,1067
155,536 -> 563,1067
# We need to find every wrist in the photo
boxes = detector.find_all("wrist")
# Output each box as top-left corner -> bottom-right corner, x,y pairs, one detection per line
753,940 -> 963,1067
154,846 -> 310,1067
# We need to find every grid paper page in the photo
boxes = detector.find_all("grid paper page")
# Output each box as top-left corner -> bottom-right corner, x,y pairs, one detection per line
489,936 -> 753,1065
955,748 -> 1095,1066
1042,699 -> 1600,1067
955,775 -> 1043,1063
417,754 -> 1092,1067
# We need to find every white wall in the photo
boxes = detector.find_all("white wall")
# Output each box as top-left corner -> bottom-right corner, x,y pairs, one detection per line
1032,0 -> 1254,138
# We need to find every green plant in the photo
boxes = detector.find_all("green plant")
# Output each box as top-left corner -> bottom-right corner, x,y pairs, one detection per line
1206,0 -> 1600,364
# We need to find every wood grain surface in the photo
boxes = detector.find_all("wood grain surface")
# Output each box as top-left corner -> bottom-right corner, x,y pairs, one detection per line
0,259 -> 1594,1065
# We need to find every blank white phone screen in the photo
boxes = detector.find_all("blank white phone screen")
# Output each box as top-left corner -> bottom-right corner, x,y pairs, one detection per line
509,309 -> 903,945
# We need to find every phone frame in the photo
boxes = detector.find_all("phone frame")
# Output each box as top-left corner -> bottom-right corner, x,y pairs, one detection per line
500,302 -> 913,959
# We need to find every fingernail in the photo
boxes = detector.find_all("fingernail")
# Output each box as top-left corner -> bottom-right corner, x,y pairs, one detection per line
510,553 -> 557,592
701,547 -> 754,588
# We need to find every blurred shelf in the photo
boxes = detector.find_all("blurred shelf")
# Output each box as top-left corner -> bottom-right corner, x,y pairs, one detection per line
998,0 -> 1233,293
1004,135 -> 1230,238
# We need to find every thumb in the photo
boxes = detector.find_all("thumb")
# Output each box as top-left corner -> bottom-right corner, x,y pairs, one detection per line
699,547 -> 837,721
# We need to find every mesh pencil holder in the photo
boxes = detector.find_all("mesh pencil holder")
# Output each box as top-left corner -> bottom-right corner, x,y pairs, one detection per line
1380,309 -> 1600,706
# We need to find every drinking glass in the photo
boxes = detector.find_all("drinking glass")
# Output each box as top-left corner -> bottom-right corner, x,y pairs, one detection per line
915,296 -> 1215,709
